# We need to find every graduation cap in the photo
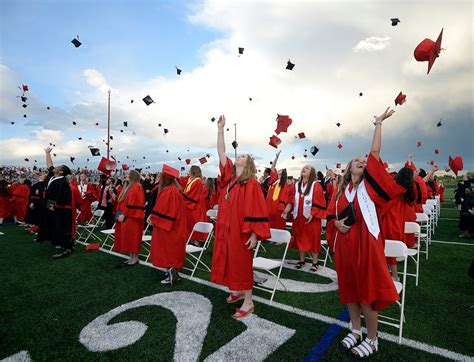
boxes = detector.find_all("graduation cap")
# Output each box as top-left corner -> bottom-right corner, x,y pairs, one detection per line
120,130 -> 123,133
22,85 -> 29,92
291,154 -> 295,160
71,36 -> 82,48
86,158 -> 89,162
162,164 -> 179,179
21,96 -> 27,102
23,114 -> 27,118
95,122 -> 99,126
123,121 -> 128,127
437,119 -> 443,127
143,95 -> 154,105
394,91 -> 406,106
231,140 -> 238,149
303,151 -> 308,158
24,158 -> 29,162
178,157 -> 182,161
163,128 -> 169,134
110,136 -> 113,140
122,164 -> 129,171
22,104 -> 27,108
238,47 -> 244,55
275,114 -> 292,134
72,121 -> 77,125
448,155 -> 463,176
89,147 -> 100,156
417,141 -> 422,147
53,153 -> 57,157
336,122 -> 341,127
337,142 -> 343,149
158,123 -> 162,127
199,157 -> 207,164
166,150 -> 169,153
70,156 -> 75,164
34,160 -> 37,163
435,149 -> 440,155
359,92 -> 363,97
10,122 -> 15,125
85,243 -> 100,251
143,156 -> 146,159
249,97 -> 252,101
429,160 -> 435,166
47,106 -> 50,110
98,157 -> 117,175
297,132 -> 306,139
226,128 -> 230,131
211,117 -> 216,122
391,18 -> 400,26
310,146 -> 319,156
414,28 -> 443,74
185,159 -> 191,165
286,60 -> 295,70
176,66 -> 182,75
181,166 -> 186,171
336,163 -> 341,168
269,135 -> 281,148
130,99 -> 134,103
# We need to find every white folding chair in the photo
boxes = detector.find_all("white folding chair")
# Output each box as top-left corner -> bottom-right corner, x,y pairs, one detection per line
100,222 -> 116,251
416,213 -> 430,260
404,222 -> 421,286
382,239 -> 409,344
213,204 -> 218,210
426,199 -> 438,226
319,219 -> 333,267
90,201 -> 99,212
184,222 -> 214,277
422,204 -> 435,236
206,209 -> 218,223
137,223 -> 152,262
253,228 -> 291,303
76,209 -> 105,245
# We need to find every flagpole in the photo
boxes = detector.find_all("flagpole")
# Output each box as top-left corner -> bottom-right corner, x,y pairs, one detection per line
107,89 -> 111,159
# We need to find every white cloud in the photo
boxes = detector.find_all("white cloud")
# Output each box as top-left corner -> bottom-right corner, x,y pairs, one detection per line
353,36 -> 390,52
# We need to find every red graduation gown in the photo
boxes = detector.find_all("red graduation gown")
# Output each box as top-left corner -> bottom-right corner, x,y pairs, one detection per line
0,192 -> 11,218
438,184 -> 445,203
326,154 -> 404,311
78,183 -> 97,223
211,158 -> 271,291
11,183 -> 30,221
150,186 -> 187,269
266,169 -> 290,230
288,181 -> 326,253
413,176 -> 428,213
114,183 -> 145,254
181,176 -> 207,239
70,182 -> 82,238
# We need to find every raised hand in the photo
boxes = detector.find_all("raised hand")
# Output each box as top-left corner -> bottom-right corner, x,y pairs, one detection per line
374,107 -> 395,124
45,146 -> 53,153
217,115 -> 225,130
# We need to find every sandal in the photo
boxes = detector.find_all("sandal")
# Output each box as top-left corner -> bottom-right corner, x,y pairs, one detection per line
226,293 -> 245,304
232,306 -> 254,319
340,329 -> 362,351
350,336 -> 378,359
310,263 -> 319,272
295,261 -> 306,269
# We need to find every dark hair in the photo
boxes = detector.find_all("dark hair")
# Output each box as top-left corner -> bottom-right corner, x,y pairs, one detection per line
418,168 -> 427,178
395,167 -> 415,204
189,165 -> 202,177
115,179 -> 123,187
61,165 -> 71,176
279,169 -> 288,187
0,180 -> 8,196
298,166 -> 316,196
317,171 -> 324,182
24,179 -> 32,186
264,168 -> 271,176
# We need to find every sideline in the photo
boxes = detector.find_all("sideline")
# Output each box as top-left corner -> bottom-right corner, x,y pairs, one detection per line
431,240 -> 474,246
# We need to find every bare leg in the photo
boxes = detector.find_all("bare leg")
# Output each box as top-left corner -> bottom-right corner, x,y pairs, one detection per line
361,304 -> 378,339
239,289 -> 254,311
390,263 -> 398,278
347,303 -> 362,332
128,253 -> 138,264
299,251 -> 306,263
311,252 -> 319,264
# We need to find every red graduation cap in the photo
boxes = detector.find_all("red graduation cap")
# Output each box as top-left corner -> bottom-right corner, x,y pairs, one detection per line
394,91 -> 406,106
199,157 -> 207,164
275,114 -> 293,134
336,163 -> 341,168
269,135 -> 281,148
185,159 -> 191,165
429,160 -> 435,165
121,164 -> 129,171
434,149 -> 440,155
448,155 -> 463,176
22,85 -> 29,91
417,141 -> 422,147
414,28 -> 443,74
85,243 -> 100,251
297,132 -> 306,139
337,142 -> 343,149
162,164 -> 179,179
97,157 -> 117,175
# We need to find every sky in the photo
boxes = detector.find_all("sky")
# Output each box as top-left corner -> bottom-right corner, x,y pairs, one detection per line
0,0 -> 473,177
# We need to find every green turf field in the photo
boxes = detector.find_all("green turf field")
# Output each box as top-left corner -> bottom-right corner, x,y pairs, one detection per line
1,189 -> 473,361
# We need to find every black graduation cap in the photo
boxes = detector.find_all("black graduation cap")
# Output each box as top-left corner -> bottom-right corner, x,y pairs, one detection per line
120,130 -> 124,133
336,122 -> 341,127
249,97 -> 252,101
126,156 -> 129,159
110,147 -> 113,150
86,158 -> 89,162
270,161 -> 273,165
10,122 -> 15,125
95,122 -> 99,126
164,128 -> 169,134
136,168 -> 142,173
166,150 -> 169,153
53,153 -> 57,157
24,158 -> 29,162
143,95 -> 154,105
70,156 -> 75,163
238,47 -> 244,55
391,18 -> 400,26
158,123 -> 162,127
310,146 -> 320,156
73,121 -> 77,125
52,144 -> 56,147
23,114 -> 27,118
226,128 -> 229,131
437,119 -> 443,127
22,104 -> 27,108
110,136 -> 113,140
181,166 -> 185,171
232,141 -> 238,149
78,137 -> 82,140
143,156 -> 146,159
47,106 -> 50,110
123,121 -> 128,127
71,36 -> 82,48
359,92 -> 363,97
34,160 -> 37,163
89,147 -> 100,156
33,165 -> 37,170
21,96 -> 27,102
211,117 -> 215,122
286,60 -> 295,70
176,66 -> 182,75
178,157 -> 182,161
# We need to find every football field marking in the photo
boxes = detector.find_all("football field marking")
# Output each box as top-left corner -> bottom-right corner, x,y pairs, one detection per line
431,240 -> 474,246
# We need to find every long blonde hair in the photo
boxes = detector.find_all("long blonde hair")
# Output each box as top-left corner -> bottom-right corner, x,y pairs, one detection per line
118,170 -> 141,202
233,155 -> 257,184
336,159 -> 364,201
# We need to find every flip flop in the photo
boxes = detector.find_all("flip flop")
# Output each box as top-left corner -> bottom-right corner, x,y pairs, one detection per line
232,306 -> 254,319
226,294 -> 245,303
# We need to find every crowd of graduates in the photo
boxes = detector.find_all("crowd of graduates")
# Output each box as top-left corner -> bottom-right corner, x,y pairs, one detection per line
0,108 -> 472,359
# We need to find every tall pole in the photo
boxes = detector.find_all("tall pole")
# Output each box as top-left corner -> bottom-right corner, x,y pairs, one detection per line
107,89 -> 111,159
234,122 -> 237,159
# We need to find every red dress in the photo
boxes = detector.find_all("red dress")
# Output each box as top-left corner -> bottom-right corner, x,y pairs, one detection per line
211,158 -> 271,291
181,176 -> 207,239
114,183 -> 145,254
288,181 -> 326,252
0,190 -> 11,219
11,183 -> 30,221
266,169 -> 290,230
414,176 -> 428,213
150,186 -> 188,269
326,154 -> 404,311
382,196 -> 416,265
78,183 -> 97,223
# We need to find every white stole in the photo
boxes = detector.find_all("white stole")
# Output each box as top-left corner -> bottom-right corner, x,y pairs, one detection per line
47,176 -> 64,189
344,180 -> 380,239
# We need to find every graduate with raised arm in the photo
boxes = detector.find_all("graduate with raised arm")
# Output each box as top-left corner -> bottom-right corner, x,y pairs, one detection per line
210,115 -> 271,319
325,108 -> 404,359
266,150 -> 290,230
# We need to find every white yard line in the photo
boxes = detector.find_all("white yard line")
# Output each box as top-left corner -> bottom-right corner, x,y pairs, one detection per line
94,247 -> 473,361
431,240 -> 474,246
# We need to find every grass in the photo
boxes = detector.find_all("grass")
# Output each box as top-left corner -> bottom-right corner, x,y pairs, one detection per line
0,189 -> 473,361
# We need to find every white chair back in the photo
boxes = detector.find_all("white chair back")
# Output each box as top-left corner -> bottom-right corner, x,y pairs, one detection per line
213,204 -> 219,210
268,229 -> 291,244
321,219 -> 327,228
426,199 -> 437,206
93,209 -> 105,218
384,239 -> 408,258
404,222 -> 421,234
206,209 -> 218,218
193,222 -> 214,234
416,213 -> 429,222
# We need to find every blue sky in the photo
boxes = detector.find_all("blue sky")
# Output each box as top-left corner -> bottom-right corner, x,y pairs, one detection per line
0,0 -> 472,176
